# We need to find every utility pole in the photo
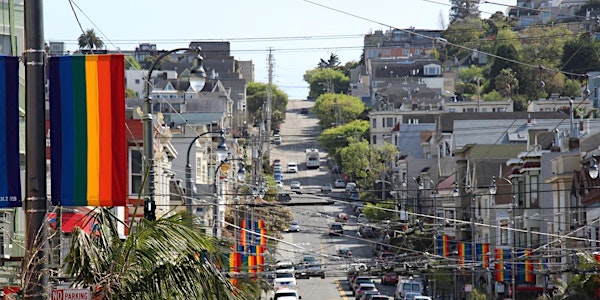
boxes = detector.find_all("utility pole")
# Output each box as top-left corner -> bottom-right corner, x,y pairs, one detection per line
265,49 -> 273,158
24,1 -> 48,299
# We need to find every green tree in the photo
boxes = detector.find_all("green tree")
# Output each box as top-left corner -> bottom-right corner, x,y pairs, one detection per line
449,0 -> 480,23
313,93 -> 365,130
77,28 -> 104,50
318,120 -> 370,166
562,34 -> 600,75
303,68 -> 349,100
458,65 -> 486,100
495,68 -> 519,98
482,90 -> 503,101
339,137 -> 371,181
125,55 -> 142,70
564,78 -> 583,98
62,208 -> 244,300
246,82 -> 289,128
441,17 -> 485,61
489,44 -> 525,94
318,53 -> 340,69
125,88 -> 136,98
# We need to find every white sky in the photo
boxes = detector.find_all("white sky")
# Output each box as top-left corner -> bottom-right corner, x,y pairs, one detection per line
43,0 -> 516,99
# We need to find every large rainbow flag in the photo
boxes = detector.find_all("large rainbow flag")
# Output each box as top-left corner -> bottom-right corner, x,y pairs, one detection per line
476,243 -> 490,268
0,56 -> 21,208
48,55 -> 126,207
458,242 -> 471,266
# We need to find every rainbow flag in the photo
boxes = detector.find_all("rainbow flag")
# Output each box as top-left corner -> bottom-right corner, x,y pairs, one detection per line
524,249 -> 535,283
458,242 -> 471,266
0,56 -> 21,208
495,248 -> 505,282
442,235 -> 450,257
48,55 -> 126,206
476,243 -> 490,268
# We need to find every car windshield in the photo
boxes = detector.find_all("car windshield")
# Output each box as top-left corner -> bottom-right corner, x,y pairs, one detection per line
276,272 -> 294,278
331,224 -> 343,229
291,221 -> 298,225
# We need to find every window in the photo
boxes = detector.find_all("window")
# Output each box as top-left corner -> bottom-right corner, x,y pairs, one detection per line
386,118 -> 394,127
135,79 -> 140,84
129,148 -> 143,195
372,135 -> 377,145
500,224 -> 508,245
530,175 -> 539,207
372,118 -> 377,129
381,118 -> 385,128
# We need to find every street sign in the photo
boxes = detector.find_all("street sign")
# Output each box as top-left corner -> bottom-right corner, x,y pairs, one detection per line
51,289 -> 90,300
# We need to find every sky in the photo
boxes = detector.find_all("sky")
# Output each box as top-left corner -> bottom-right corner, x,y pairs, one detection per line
43,0 -> 516,100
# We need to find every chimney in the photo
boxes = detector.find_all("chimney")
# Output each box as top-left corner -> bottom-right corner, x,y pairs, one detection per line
568,137 -> 579,151
551,129 -> 561,152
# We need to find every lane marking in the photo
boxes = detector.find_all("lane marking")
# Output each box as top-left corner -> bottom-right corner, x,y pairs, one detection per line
335,279 -> 348,300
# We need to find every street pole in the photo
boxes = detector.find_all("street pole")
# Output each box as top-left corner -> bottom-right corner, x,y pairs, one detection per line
143,47 -> 205,221
24,1 -> 48,298
185,131 -> 223,215
512,195 -> 516,300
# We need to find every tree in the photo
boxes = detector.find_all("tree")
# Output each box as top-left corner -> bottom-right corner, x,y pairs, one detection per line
77,28 -> 104,50
312,93 -> 365,130
246,82 -> 289,127
561,34 -> 600,75
303,68 -> 349,100
125,55 -> 142,70
449,0 -> 480,23
62,208 -> 244,299
489,44 -> 526,95
318,53 -> 340,69
495,68 -> 519,98
441,17 -> 485,61
318,120 -> 370,167
339,137 -> 371,181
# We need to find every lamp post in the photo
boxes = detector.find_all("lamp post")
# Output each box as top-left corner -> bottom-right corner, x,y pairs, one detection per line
212,141 -> 231,237
185,130 -> 224,215
143,47 -> 206,221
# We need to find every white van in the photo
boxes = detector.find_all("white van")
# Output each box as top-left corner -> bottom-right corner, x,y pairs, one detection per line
287,162 -> 298,173
272,288 -> 301,300
394,277 -> 423,300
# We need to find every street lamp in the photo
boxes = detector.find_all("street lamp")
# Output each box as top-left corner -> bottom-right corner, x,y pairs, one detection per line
185,130 -> 225,215
143,47 -> 207,221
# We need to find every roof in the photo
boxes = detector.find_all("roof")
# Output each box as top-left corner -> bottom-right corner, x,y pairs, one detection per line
438,111 -> 567,133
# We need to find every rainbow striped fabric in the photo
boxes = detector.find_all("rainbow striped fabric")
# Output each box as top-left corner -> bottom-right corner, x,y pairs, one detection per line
48,54 -> 126,207
0,56 -> 21,208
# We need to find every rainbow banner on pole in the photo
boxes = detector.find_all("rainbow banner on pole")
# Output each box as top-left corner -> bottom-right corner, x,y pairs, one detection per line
476,243 -> 490,268
48,55 -> 127,207
458,242 -> 471,266
0,56 -> 21,208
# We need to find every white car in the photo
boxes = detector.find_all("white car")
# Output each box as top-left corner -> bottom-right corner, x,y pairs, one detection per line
276,180 -> 284,189
287,162 -> 298,173
274,165 -> 283,173
290,180 -> 301,189
289,220 -> 300,232
334,179 -> 347,188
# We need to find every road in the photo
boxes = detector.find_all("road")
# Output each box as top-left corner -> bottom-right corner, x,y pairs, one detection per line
264,100 -> 396,300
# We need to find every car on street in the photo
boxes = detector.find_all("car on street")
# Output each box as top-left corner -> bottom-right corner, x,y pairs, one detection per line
300,255 -> 316,265
381,272 -> 399,285
369,296 -> 391,300
329,222 -> 344,236
402,292 -> 423,300
335,213 -> 348,222
276,180 -> 284,189
359,291 -> 382,300
351,276 -> 373,293
273,158 -> 281,166
334,179 -> 346,188
274,165 -> 282,173
349,192 -> 360,201
288,220 -> 300,232
320,184 -> 333,194
272,134 -> 282,145
300,107 -> 308,114
278,192 -> 291,202
337,247 -> 352,257
274,174 -> 283,181
355,283 -> 378,299
296,262 -> 325,279
287,162 -> 298,173
290,180 -> 301,189
345,182 -> 357,192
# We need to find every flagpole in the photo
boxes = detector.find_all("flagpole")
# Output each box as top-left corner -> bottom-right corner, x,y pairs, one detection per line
24,0 -> 48,299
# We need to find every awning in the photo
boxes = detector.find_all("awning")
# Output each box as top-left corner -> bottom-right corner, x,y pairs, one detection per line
48,208 -> 95,234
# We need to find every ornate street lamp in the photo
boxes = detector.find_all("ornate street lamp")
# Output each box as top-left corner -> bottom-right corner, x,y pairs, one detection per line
143,47 -> 207,221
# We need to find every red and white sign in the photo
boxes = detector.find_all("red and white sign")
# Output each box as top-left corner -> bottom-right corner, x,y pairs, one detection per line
51,289 -> 91,300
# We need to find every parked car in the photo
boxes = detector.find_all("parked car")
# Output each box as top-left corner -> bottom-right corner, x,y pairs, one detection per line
288,220 -> 300,232
273,134 -> 282,145
290,180 -> 301,189
300,107 -> 308,114
274,165 -> 282,172
276,180 -> 284,189
320,184 -> 333,194
355,283 -> 378,299
274,174 -> 283,181
345,182 -> 357,192
351,276 -> 374,293
273,158 -> 281,165
359,290 -> 381,300
334,179 -> 347,188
